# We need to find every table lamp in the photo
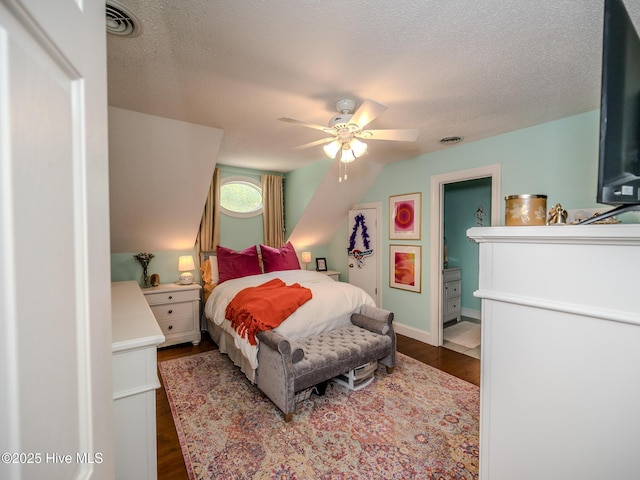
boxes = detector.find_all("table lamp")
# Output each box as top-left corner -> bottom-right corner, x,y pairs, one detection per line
178,255 -> 195,285
301,251 -> 311,270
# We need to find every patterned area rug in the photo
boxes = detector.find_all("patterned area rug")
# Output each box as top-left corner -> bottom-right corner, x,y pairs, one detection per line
158,350 -> 479,480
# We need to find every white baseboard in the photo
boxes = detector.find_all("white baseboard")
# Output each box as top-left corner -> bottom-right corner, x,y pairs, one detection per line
393,321 -> 434,346
462,308 -> 481,320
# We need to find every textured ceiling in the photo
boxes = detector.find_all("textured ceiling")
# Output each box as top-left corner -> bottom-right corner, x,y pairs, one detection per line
107,0 -> 640,173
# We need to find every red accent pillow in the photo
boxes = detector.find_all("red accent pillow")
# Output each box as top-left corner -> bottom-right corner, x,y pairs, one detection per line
216,245 -> 262,283
260,241 -> 301,273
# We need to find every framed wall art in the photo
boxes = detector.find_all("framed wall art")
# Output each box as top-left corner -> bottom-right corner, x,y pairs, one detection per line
389,245 -> 421,293
315,257 -> 327,271
389,193 -> 421,240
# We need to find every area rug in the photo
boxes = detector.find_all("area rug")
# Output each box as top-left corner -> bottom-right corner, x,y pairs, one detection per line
158,350 -> 479,480
443,321 -> 481,349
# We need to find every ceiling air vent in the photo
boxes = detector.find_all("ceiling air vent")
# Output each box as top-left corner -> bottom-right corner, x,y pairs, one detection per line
106,1 -> 142,37
440,136 -> 462,145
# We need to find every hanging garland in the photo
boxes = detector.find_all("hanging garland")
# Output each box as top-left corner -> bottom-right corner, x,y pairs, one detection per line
348,214 -> 370,252
348,214 -> 374,268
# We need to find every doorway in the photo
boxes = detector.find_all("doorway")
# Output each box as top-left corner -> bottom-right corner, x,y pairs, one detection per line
429,164 -> 501,348
348,202 -> 381,306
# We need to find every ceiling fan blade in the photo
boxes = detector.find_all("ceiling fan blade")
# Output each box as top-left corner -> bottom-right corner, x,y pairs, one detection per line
278,117 -> 333,134
292,137 -> 336,150
350,99 -> 388,129
358,128 -> 420,142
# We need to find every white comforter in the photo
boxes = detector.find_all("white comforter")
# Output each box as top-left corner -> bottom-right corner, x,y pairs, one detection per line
205,269 -> 375,370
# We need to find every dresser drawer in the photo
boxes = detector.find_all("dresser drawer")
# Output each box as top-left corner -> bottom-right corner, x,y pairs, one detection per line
158,316 -> 194,336
145,289 -> 198,305
444,297 -> 461,316
443,268 -> 461,282
150,301 -> 194,321
444,280 -> 461,299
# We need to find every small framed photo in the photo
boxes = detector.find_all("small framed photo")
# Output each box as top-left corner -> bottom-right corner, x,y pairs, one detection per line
390,193 -> 421,240
315,257 -> 327,271
389,245 -> 421,293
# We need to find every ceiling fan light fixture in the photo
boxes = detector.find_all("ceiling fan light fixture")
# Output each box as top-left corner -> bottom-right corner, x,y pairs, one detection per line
323,140 -> 341,159
340,145 -> 356,163
350,138 -> 368,157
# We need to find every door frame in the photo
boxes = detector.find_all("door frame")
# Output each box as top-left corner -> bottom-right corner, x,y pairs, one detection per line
429,164 -> 501,346
351,201 -> 382,306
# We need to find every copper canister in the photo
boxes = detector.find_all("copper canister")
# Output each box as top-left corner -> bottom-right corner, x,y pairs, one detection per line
505,194 -> 547,226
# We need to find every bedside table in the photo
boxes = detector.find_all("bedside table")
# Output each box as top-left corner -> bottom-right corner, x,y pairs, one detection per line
320,270 -> 340,281
143,283 -> 201,347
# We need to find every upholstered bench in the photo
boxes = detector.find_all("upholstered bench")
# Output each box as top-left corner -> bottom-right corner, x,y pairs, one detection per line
256,305 -> 395,421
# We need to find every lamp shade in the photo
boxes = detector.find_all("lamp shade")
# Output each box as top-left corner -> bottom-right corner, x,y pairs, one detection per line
301,251 -> 311,264
178,255 -> 195,271
340,146 -> 355,163
323,140 -> 341,159
350,138 -> 368,157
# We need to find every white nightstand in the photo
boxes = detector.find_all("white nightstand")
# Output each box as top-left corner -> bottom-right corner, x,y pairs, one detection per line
143,283 -> 201,347
319,270 -> 340,281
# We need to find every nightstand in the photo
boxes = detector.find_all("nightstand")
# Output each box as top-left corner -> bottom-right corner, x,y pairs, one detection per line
143,283 -> 201,347
320,270 -> 340,281
442,267 -> 462,323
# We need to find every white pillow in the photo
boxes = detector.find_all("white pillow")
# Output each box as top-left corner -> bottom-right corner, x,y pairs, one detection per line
209,255 -> 219,284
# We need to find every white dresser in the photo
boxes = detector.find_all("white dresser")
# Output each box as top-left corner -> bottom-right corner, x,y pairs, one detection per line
442,267 -> 462,323
111,281 -> 165,480
143,283 -> 202,347
468,225 -> 640,480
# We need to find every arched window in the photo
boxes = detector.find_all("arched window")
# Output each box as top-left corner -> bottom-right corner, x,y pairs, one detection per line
220,176 -> 263,218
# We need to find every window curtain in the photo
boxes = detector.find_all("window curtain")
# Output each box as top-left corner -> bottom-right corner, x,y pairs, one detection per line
196,167 -> 221,265
261,174 -> 285,248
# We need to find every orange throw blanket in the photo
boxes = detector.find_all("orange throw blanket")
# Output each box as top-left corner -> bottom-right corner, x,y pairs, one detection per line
225,278 -> 312,345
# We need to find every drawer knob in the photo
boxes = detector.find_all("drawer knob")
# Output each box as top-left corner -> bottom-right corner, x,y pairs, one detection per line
168,325 -> 173,330
168,309 -> 173,314
168,295 -> 173,300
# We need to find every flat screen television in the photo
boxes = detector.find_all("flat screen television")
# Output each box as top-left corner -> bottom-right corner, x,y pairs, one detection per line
581,0 -> 640,224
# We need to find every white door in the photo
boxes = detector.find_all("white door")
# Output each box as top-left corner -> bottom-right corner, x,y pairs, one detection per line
348,205 -> 380,305
0,1 -> 113,479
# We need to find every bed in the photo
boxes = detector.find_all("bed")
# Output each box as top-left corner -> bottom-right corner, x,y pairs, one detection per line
199,245 -> 376,384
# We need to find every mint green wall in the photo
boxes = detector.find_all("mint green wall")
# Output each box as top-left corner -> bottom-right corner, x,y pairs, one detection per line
444,178 -> 492,315
353,110 -> 601,333
111,249 -> 199,285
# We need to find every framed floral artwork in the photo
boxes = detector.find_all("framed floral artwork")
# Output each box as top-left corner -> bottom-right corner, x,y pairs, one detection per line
389,245 -> 421,293
389,193 -> 421,239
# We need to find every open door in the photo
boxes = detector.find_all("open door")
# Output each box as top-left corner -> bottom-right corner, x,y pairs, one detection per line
0,1 -> 113,478
347,203 -> 381,306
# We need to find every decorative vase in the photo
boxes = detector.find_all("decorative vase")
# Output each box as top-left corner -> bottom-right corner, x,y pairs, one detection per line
142,266 -> 151,288
134,252 -> 155,289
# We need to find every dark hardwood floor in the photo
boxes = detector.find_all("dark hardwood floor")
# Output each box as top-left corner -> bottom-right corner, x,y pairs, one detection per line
156,331 -> 480,480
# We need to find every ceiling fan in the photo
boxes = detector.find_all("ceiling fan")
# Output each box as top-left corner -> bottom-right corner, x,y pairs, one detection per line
278,99 -> 419,166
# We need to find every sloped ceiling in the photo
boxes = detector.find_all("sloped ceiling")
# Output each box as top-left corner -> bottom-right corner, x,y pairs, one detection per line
108,107 -> 223,253
106,1 -> 640,251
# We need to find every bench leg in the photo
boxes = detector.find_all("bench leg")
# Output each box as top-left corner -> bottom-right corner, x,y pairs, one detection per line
315,380 -> 329,396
